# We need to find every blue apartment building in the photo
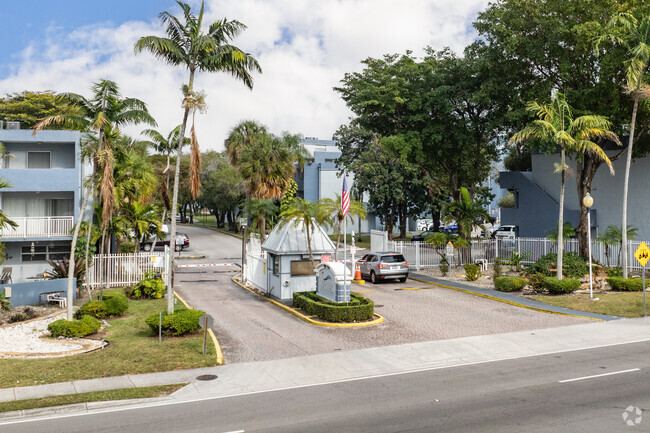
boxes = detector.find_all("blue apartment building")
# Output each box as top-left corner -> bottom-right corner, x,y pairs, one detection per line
0,125 -> 88,283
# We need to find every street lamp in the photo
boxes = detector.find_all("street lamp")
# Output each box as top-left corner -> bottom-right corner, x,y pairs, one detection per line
583,193 -> 598,301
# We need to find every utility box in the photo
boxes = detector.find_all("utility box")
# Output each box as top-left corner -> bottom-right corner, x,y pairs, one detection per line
3,286 -> 11,298
316,262 -> 351,303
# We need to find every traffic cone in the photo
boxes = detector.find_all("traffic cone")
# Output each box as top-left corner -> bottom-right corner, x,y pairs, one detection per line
353,263 -> 365,284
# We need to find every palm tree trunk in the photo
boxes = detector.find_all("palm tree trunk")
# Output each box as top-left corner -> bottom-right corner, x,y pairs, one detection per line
622,96 -> 639,279
99,227 -> 107,300
557,149 -> 566,280
65,184 -> 92,320
84,185 -> 96,299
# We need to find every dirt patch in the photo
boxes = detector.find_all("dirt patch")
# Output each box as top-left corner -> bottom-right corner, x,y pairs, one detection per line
0,305 -> 62,326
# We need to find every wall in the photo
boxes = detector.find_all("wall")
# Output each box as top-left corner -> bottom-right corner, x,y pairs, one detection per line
1,278 -> 76,306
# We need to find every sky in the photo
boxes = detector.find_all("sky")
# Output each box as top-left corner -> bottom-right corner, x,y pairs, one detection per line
0,0 -> 490,152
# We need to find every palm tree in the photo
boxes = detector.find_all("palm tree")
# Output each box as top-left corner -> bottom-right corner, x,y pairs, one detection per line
34,80 -> 155,319
442,187 -> 489,240
278,198 -> 329,265
318,194 -> 367,260
225,120 -> 268,168
135,1 -> 261,313
121,202 -> 162,252
244,198 -> 278,242
595,13 -> 650,278
510,92 -> 618,279
596,224 -> 638,267
0,178 -> 18,232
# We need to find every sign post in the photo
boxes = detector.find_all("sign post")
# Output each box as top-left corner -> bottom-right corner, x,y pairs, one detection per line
634,242 -> 650,317
199,314 -> 214,355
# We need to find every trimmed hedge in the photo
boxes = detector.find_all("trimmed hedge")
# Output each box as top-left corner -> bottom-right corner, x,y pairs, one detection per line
608,277 -> 644,292
48,315 -> 101,338
293,291 -> 374,322
75,294 -> 129,319
494,277 -> 527,292
542,277 -> 581,294
145,309 -> 205,336
127,278 -> 165,299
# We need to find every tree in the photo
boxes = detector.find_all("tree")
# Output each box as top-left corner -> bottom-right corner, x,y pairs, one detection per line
595,12 -> 650,278
245,199 -> 278,240
198,151 -> 245,230
0,91 -> 71,129
510,93 -> 618,279
121,201 -> 162,252
135,0 -> 261,313
34,80 -> 155,319
318,194 -> 366,260
278,198 -> 329,265
596,224 -> 638,267
442,187 -> 489,240
0,178 -> 18,232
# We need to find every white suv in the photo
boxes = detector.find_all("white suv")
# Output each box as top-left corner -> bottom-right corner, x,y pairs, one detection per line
494,225 -> 516,240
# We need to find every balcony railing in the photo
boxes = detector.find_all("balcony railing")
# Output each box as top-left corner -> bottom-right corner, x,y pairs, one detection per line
0,216 -> 74,238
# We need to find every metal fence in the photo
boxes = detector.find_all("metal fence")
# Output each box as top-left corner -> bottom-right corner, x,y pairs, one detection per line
85,250 -> 169,289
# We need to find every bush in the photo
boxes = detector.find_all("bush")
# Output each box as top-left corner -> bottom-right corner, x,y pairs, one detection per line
120,241 -> 135,253
608,277 -> 644,292
493,257 -> 502,278
527,252 -> 588,278
494,277 -> 527,292
526,272 -> 546,291
145,309 -> 205,336
75,294 -> 129,319
9,307 -> 35,323
439,256 -> 449,276
48,315 -> 101,338
542,277 -> 581,294
464,263 -> 481,281
75,300 -> 105,319
0,293 -> 11,311
293,292 -> 374,322
605,267 -> 623,277
127,277 -> 165,299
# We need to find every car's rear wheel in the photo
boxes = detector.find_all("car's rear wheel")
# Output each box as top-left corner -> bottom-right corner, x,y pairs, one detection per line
143,244 -> 152,252
398,277 -> 407,283
175,245 -> 182,252
370,271 -> 378,284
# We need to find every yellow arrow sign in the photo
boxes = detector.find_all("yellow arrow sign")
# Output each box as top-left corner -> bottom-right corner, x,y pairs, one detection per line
634,242 -> 650,267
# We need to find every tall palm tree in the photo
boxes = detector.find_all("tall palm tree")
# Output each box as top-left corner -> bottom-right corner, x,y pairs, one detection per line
595,13 -> 650,278
278,198 -> 329,265
34,80 -> 155,319
225,120 -> 268,167
510,92 -> 618,279
317,194 -> 367,260
135,1 -> 261,313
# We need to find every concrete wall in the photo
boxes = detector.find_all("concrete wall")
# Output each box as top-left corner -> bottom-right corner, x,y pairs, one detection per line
1,278 -> 76,306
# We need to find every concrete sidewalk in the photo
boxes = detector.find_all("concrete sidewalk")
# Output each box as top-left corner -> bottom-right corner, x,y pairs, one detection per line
4,316 -> 650,422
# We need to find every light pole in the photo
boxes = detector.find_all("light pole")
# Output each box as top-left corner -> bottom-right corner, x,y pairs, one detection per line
583,193 -> 598,301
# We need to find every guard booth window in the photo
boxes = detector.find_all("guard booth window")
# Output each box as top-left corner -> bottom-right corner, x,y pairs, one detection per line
271,254 -> 279,276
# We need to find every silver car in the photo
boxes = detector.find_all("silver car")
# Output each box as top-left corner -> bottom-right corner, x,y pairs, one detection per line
358,252 -> 409,284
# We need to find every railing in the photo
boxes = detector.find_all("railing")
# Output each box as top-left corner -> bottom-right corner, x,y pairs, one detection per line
84,251 -> 169,289
0,216 -> 74,238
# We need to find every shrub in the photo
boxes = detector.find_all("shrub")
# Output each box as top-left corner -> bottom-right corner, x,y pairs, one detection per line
439,256 -> 449,277
605,267 -> 623,277
9,307 -> 35,323
608,277 -> 644,292
293,292 -> 374,322
0,293 -> 11,311
75,300 -> 106,319
145,309 -> 205,336
542,277 -> 580,294
75,294 -> 129,319
527,253 -> 588,279
493,257 -> 502,278
494,277 -> 527,292
526,272 -> 546,291
127,277 -> 165,299
120,241 -> 135,253
48,315 -> 101,338
464,263 -> 481,281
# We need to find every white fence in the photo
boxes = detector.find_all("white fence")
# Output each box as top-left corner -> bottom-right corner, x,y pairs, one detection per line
244,254 -> 267,291
85,250 -> 169,289
0,216 -> 74,238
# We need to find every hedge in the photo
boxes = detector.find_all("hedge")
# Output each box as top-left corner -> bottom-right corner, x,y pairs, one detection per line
542,277 -> 581,294
145,309 -> 205,336
494,277 -> 527,292
75,293 -> 129,319
293,291 -> 374,322
48,315 -> 101,338
608,277 -> 644,292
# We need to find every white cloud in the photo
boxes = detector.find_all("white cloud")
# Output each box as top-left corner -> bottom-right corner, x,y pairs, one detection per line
0,0 -> 489,151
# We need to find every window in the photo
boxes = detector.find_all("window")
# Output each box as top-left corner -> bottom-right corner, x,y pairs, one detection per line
27,152 -> 50,169
381,254 -> 406,263
21,244 -> 71,262
271,254 -> 280,276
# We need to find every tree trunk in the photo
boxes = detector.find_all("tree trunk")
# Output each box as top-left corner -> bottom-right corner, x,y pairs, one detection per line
575,155 -> 601,258
557,149 -> 566,280
622,96 -> 639,279
65,185 -> 92,320
398,202 -> 407,239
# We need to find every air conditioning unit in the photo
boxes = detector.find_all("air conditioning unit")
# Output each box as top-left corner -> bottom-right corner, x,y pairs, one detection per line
5,121 -> 20,130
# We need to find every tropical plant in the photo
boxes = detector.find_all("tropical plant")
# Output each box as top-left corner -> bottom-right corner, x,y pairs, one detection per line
0,178 -> 18,232
595,12 -> 650,278
546,222 -> 576,241
45,257 -> 86,289
442,187 -> 489,240
135,1 -> 261,313
121,202 -> 162,252
510,92 -> 618,279
244,198 -> 279,242
504,250 -> 532,272
318,194 -> 367,260
596,224 -> 638,267
278,198 -> 330,265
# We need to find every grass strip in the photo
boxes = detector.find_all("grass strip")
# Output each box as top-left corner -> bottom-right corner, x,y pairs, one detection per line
529,292 -> 644,318
0,383 -> 186,413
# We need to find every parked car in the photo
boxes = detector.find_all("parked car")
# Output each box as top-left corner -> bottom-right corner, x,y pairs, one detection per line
141,233 -> 189,252
357,252 -> 409,284
411,228 -> 437,242
493,225 -> 516,240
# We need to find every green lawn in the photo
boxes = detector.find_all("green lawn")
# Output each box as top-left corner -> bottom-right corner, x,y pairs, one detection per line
0,289 -> 217,389
529,292 -> 648,318
0,384 -> 185,413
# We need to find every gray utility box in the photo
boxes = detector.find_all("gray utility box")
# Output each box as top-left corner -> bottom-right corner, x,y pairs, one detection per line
315,262 -> 351,303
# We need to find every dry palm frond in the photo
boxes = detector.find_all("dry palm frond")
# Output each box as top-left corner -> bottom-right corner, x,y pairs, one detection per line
189,123 -> 202,199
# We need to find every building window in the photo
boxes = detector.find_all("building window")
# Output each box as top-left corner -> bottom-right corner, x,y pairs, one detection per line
21,244 -> 71,262
271,254 -> 279,276
27,152 -> 51,169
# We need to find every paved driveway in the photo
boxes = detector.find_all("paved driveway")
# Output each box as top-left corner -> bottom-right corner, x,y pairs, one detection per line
174,227 -> 590,364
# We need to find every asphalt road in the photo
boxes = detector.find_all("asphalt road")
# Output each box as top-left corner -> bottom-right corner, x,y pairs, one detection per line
175,224 -> 242,265
5,340 -> 650,432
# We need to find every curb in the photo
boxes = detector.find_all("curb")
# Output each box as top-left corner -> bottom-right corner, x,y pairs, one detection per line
231,275 -> 384,328
174,293 -> 224,364
408,277 -> 605,322
175,255 -> 207,260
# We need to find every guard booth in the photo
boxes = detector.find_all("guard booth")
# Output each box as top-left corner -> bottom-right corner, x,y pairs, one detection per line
315,262 -> 351,303
261,218 -> 336,301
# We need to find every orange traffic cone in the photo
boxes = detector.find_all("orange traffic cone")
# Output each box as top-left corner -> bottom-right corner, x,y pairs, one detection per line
353,263 -> 365,284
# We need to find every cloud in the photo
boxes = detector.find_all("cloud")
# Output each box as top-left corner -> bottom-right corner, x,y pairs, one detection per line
0,0 -> 489,151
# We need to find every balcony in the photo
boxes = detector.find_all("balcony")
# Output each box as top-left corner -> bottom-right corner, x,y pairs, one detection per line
0,216 -> 74,238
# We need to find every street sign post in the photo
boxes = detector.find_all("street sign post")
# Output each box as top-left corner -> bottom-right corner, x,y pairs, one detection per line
634,242 -> 650,317
199,314 -> 214,355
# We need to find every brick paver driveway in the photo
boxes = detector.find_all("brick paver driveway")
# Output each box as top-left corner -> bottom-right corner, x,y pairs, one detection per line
174,227 -> 589,364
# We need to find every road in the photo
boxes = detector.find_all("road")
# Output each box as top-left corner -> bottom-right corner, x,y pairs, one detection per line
4,340 -> 650,432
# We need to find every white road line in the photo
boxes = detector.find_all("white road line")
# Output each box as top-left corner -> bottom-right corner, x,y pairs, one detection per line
222,430 -> 244,433
559,368 -> 640,383
177,263 -> 238,268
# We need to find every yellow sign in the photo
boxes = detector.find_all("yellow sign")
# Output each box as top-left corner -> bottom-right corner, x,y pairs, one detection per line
634,242 -> 650,267
446,241 -> 453,248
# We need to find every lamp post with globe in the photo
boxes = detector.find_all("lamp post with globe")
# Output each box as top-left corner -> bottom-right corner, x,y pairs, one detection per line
583,193 -> 598,301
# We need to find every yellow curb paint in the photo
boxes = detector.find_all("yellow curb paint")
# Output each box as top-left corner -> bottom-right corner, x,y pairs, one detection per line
231,275 -> 384,328
352,280 -> 365,285
174,293 -> 224,365
395,287 -> 436,291
407,277 -> 604,322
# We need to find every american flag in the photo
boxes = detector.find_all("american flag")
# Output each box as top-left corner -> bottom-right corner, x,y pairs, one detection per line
340,177 -> 350,217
